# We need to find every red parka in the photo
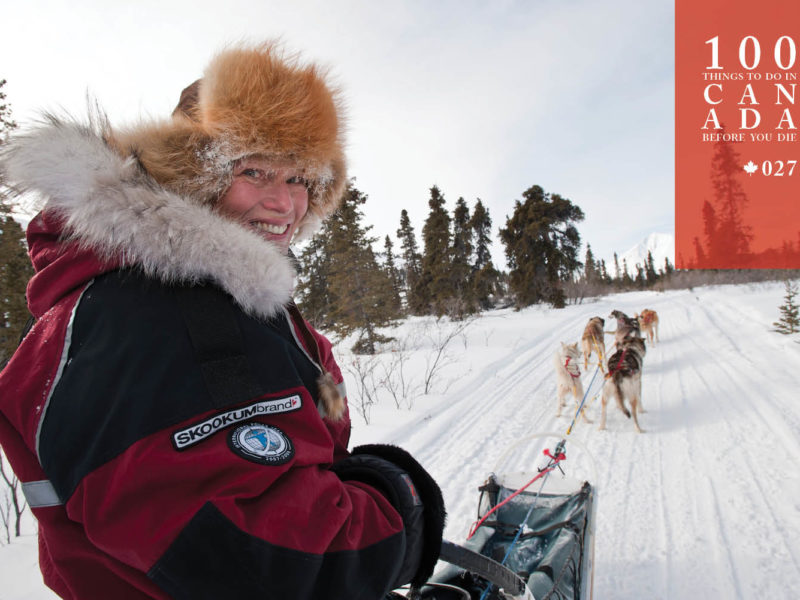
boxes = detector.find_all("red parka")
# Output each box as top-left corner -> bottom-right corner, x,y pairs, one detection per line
0,121 -> 434,600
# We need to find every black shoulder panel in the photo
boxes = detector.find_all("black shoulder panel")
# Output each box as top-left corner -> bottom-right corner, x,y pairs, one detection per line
39,270 -> 321,500
148,502 -> 403,600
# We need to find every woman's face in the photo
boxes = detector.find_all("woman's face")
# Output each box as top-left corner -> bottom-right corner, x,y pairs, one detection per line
218,157 -> 310,254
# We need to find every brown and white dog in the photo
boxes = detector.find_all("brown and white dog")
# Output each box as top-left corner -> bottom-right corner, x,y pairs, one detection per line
635,309 -> 659,346
554,342 -> 592,422
599,336 -> 646,433
581,316 -> 606,371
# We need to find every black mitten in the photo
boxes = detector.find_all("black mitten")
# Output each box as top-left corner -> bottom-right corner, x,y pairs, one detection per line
332,444 -> 446,589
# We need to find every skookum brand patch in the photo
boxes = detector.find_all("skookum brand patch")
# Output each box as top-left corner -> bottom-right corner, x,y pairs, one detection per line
172,395 -> 301,450
228,423 -> 294,465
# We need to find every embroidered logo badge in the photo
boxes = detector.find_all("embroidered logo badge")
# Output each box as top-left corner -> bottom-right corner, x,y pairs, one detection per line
172,395 -> 301,450
228,423 -> 294,465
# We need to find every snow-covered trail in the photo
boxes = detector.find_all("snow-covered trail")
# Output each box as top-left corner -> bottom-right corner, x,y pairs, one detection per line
390,288 -> 800,599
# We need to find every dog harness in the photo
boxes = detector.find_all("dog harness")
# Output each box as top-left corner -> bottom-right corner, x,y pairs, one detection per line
564,356 -> 581,379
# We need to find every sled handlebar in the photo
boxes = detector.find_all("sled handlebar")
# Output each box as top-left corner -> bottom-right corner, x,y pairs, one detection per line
438,540 -> 533,598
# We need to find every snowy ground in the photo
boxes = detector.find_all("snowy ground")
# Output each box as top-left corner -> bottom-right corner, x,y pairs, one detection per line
2,281 -> 800,599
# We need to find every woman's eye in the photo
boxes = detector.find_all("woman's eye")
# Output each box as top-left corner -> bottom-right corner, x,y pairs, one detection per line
241,168 -> 264,178
287,175 -> 309,187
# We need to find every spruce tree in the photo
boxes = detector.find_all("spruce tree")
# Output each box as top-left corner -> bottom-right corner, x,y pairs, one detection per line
583,244 -> 599,283
450,197 -> 474,314
499,185 -> 584,308
645,250 -> 658,285
327,185 -> 399,341
663,257 -> 675,277
773,280 -> 800,334
621,258 -> 634,288
420,185 -> 453,316
0,212 -> 34,366
382,235 -> 404,316
599,259 -> 610,284
294,233 -> 333,324
296,182 -> 400,352
0,79 -> 16,137
635,263 -> 646,288
0,79 -> 33,367
1,78 -> 18,208
396,209 -> 425,314
469,199 -> 499,310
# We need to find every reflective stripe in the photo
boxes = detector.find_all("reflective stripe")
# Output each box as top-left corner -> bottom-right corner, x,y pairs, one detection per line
36,281 -> 93,461
22,480 -> 62,508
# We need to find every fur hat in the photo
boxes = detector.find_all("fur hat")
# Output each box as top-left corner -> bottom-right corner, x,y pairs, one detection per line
109,42 -> 347,232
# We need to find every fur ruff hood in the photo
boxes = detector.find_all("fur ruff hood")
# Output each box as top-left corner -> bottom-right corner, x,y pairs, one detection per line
2,116 -> 297,320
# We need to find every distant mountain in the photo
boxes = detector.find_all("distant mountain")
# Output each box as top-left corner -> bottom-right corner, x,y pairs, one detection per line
614,232 -> 674,275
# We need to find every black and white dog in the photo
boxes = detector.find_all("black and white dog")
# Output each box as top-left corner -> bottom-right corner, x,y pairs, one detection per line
599,336 -> 646,433
608,309 -> 642,350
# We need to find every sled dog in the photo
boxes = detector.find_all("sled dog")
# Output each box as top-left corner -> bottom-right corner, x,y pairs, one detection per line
608,309 -> 641,349
581,316 -> 606,371
599,336 -> 646,433
636,309 -> 659,346
554,342 -> 592,422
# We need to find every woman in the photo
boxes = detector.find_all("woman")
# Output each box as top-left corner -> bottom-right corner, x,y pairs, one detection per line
0,43 -> 444,600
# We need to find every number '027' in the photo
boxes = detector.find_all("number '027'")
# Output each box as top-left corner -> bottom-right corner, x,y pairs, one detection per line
761,160 -> 797,176
705,36 -> 797,70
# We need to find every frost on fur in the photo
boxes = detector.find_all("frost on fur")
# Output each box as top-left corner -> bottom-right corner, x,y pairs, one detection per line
111,42 -> 347,225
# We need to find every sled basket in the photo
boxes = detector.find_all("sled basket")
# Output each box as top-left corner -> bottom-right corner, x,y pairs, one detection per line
422,471 -> 596,600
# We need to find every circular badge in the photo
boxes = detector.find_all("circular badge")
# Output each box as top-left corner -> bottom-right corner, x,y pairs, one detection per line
228,423 -> 294,466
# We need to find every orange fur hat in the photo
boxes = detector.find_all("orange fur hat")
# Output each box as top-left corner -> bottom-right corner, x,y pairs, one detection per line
110,42 -> 347,223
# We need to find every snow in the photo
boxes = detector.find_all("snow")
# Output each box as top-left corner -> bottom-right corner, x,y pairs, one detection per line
0,535 -> 54,599
3,281 -> 800,599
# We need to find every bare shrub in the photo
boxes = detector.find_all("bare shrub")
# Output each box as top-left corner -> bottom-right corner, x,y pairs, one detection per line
344,355 -> 381,424
379,336 -> 420,409
0,450 -> 26,544
0,490 -> 11,545
423,314 -> 476,394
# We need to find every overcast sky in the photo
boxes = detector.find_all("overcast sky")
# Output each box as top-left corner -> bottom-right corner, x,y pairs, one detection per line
1,0 -> 674,266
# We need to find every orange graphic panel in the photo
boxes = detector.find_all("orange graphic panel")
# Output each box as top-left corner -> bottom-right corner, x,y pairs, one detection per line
676,0 -> 800,268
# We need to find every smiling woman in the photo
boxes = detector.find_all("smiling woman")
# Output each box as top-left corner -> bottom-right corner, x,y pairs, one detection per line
0,41 -> 445,600
219,158 -> 311,253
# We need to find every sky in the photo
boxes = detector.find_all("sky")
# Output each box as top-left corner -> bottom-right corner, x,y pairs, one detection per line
1,0 -> 675,266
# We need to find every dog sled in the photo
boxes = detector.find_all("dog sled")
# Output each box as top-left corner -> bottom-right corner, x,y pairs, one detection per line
397,434 -> 597,600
